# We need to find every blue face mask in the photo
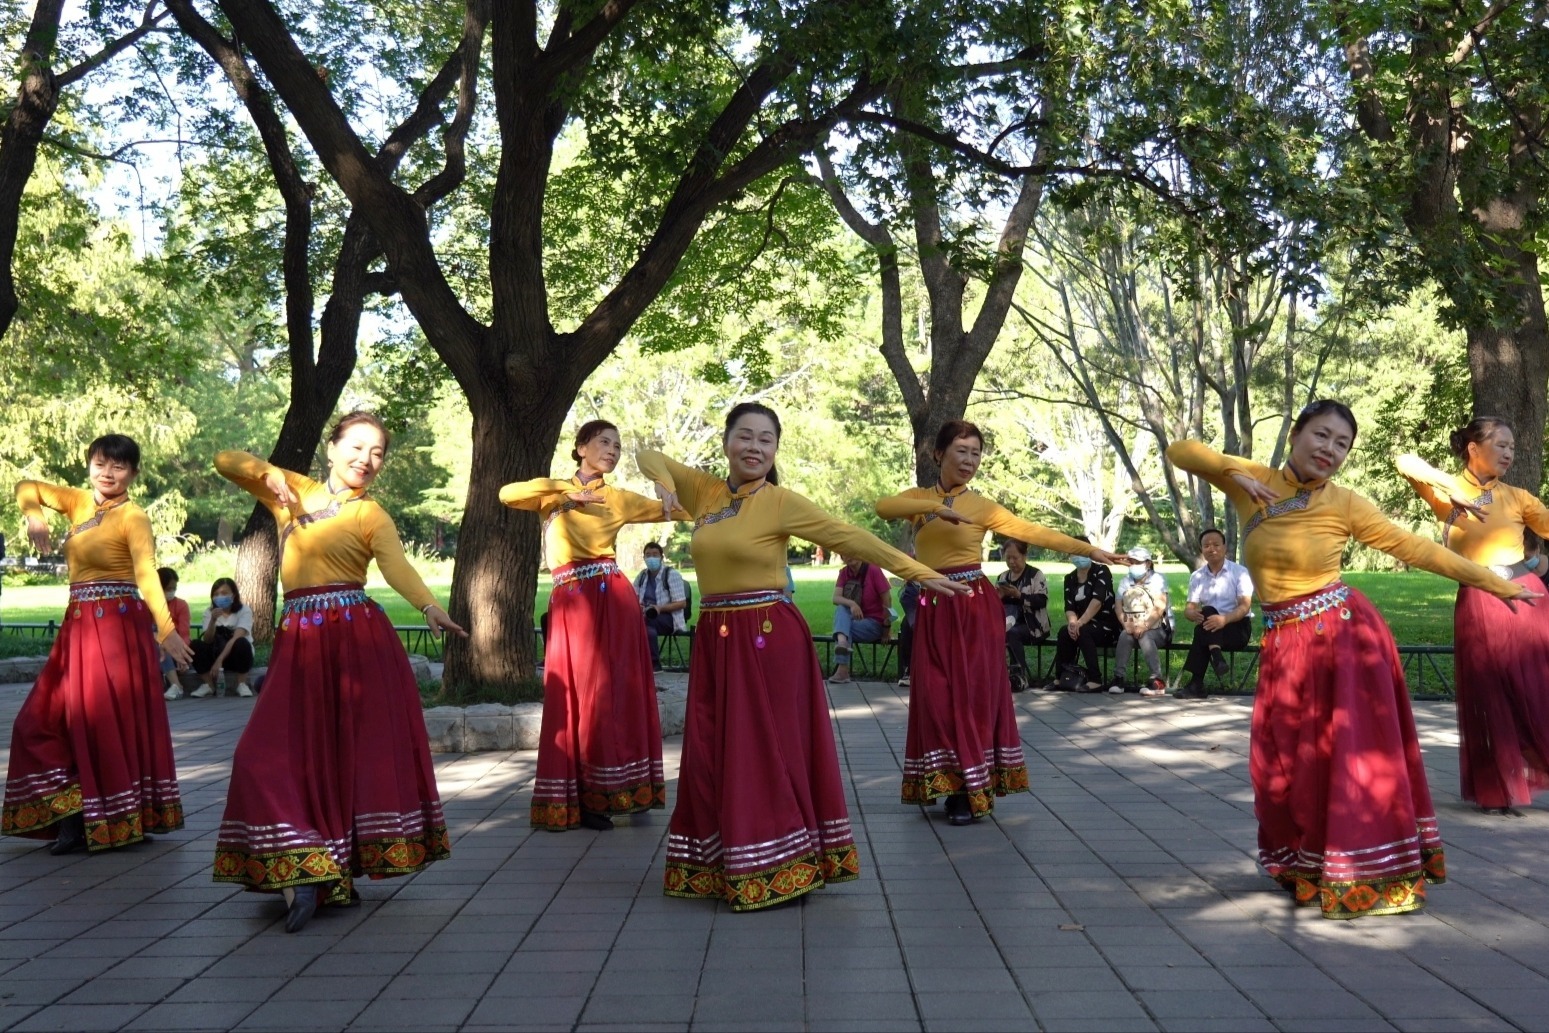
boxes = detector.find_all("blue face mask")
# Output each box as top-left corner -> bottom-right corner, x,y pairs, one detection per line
1070,556 -> 1092,570
1529,556 -> 1542,572
644,557 -> 662,572
213,594 -> 233,609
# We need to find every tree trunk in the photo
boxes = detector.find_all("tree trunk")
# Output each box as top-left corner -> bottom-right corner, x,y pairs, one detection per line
0,1 -> 65,339
441,386 -> 570,693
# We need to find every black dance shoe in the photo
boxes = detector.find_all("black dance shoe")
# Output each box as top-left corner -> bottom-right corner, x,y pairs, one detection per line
945,795 -> 974,826
579,811 -> 614,831
48,815 -> 87,856
285,884 -> 320,933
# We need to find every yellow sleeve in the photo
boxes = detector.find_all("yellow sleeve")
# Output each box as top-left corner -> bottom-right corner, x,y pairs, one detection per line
875,490 -> 938,522
1165,440 -> 1270,509
613,485 -> 682,525
122,506 -> 178,643
976,498 -> 1099,558
215,451 -> 318,519
1515,486 -> 1549,538
498,478 -> 574,514
15,481 -> 87,523
636,451 -> 725,517
1394,454 -> 1459,521
778,490 -> 946,584
1346,491 -> 1520,599
361,503 -> 437,613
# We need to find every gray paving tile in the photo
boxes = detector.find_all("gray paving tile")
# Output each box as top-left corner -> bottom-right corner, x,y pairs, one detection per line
232,999 -> 368,1031
123,1001 -> 261,1030
10,1004 -> 153,1032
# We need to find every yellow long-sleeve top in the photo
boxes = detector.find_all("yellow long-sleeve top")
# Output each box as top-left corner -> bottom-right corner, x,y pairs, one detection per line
1166,440 -> 1519,604
498,474 -> 671,567
16,481 -> 178,643
874,486 -> 1101,571
215,451 -> 436,612
637,451 -> 946,596
1396,453 -> 1549,568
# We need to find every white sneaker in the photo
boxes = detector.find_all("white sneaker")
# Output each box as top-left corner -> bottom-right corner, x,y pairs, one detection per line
897,674 -> 910,688
190,685 -> 215,699
1107,683 -> 1127,694
235,684 -> 254,698
163,685 -> 183,700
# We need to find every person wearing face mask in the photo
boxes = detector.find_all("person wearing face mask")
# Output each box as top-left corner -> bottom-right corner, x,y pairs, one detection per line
1397,417 -> 1549,815
158,567 -> 193,699
211,412 -> 466,933
186,578 -> 256,698
877,421 -> 1131,826
639,402 -> 966,910
6,435 -> 192,857
634,541 -> 689,673
1110,548 -> 1173,697
502,421 -> 681,833
1168,401 -> 1540,919
1049,536 -> 1122,691
1176,529 -> 1255,700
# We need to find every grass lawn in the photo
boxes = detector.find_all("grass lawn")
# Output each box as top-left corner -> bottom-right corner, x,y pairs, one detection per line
0,561 -> 1462,644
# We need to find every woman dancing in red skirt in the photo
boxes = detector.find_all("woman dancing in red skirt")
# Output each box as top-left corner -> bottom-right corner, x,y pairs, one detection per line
501,419 -> 675,832
5,434 -> 193,855
1169,401 -> 1537,918
211,412 -> 466,932
1397,417 -> 1549,814
876,420 -> 1127,826
639,403 -> 964,911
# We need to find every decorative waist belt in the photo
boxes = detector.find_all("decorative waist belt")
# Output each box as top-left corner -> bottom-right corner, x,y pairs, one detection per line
701,590 -> 787,611
552,559 -> 619,586
1262,583 -> 1351,631
1488,558 -> 1536,581
943,567 -> 985,583
69,582 -> 139,603
280,587 -> 369,616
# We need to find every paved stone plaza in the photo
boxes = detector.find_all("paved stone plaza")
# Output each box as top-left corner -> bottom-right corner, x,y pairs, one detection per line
0,676 -> 1548,1033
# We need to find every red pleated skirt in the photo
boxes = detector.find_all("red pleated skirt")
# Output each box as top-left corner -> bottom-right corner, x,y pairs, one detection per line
2,582 -> 183,849
1453,575 -> 1549,808
1253,583 -> 1443,918
212,585 -> 449,905
664,590 -> 858,911
902,568 -> 1029,817
531,560 -> 665,830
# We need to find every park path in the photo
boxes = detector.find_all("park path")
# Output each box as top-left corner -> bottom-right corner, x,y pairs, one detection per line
0,679 -> 1545,1032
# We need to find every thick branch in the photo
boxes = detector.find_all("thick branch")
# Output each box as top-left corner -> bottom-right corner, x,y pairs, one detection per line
56,1 -> 174,89
216,0 -> 487,386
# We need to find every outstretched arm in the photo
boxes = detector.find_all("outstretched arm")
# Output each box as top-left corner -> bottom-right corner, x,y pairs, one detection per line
215,451 -> 317,518
1395,454 -> 1479,522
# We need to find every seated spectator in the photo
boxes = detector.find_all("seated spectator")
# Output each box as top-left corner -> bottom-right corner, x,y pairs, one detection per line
189,577 -> 255,698
1109,548 -> 1172,696
633,541 -> 688,672
1177,528 -> 1255,699
159,567 -> 193,700
997,539 -> 1050,692
1050,535 -> 1122,691
828,552 -> 892,684
896,579 -> 921,688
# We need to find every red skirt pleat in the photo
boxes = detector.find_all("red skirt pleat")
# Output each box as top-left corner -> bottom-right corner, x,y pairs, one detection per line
212,589 -> 449,904
1453,575 -> 1549,808
902,571 -> 1029,816
1252,586 -> 1443,918
663,599 -> 858,911
2,589 -> 183,849
531,567 -> 665,830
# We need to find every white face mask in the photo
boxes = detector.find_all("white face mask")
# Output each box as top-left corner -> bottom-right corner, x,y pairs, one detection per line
1128,564 -> 1148,580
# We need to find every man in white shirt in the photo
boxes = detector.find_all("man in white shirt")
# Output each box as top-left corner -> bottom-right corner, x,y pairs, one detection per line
1176,528 -> 1255,699
634,541 -> 688,672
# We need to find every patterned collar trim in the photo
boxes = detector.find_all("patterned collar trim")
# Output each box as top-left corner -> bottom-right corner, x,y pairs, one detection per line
62,495 -> 129,547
